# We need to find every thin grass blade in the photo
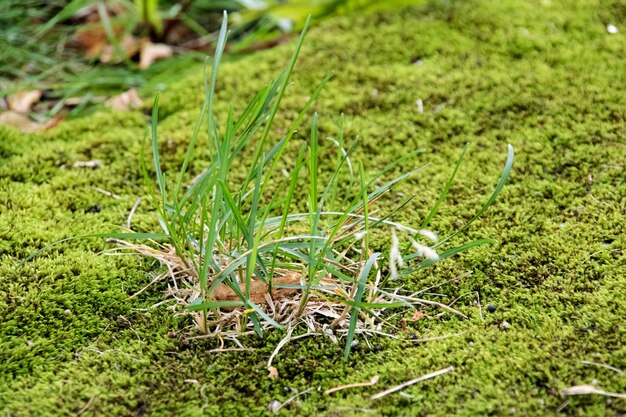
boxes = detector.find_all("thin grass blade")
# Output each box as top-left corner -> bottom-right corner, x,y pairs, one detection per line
344,252 -> 380,360
435,144 -> 513,247
421,143 -> 468,228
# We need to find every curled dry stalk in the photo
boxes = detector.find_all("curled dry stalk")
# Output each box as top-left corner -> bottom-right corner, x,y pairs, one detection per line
24,12 -> 514,359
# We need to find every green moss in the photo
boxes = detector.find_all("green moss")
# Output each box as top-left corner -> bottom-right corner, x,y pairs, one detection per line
2,0 -> 626,415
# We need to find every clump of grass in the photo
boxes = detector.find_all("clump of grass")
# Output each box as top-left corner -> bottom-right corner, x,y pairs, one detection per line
27,12 -> 513,359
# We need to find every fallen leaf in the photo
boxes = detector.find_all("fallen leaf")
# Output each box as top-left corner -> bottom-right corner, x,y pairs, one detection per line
106,88 -> 143,110
0,109 -> 65,133
0,111 -> 40,132
100,35 -> 143,64
211,272 -> 300,306
75,26 -> 142,63
139,42 -> 173,69
268,366 -> 279,380
75,26 -> 114,59
401,310 -> 426,331
75,28 -> 104,58
7,90 -> 42,113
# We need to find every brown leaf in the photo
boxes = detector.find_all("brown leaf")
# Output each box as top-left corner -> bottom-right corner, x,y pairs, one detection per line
212,272 -> 301,306
0,111 -> 40,132
7,90 -> 42,113
401,310 -> 426,331
106,88 -> 143,110
0,109 -> 65,133
139,43 -> 173,69
74,25 -> 141,63
100,35 -> 144,64
267,366 -> 279,380
75,26 -> 110,59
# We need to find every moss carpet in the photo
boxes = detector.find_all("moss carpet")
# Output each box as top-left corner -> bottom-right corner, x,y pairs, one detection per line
1,0 -> 625,415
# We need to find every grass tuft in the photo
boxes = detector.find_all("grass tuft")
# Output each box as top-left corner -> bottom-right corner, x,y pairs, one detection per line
26,12 -> 513,358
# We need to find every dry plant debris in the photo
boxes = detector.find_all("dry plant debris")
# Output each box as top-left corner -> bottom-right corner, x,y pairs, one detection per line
561,385 -> 626,399
325,375 -> 380,395
106,88 -> 143,110
370,366 -> 455,400
139,43 -> 173,69
6,90 -> 42,113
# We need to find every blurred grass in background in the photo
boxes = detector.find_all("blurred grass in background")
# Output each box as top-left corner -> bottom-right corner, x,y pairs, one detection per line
0,0 -> 420,120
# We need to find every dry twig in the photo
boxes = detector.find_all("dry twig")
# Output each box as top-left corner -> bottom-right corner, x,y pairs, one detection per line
325,375 -> 380,395
371,366 -> 454,400
561,385 -> 626,399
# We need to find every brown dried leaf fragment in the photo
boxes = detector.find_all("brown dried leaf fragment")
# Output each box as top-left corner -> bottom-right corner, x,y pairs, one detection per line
139,43 -> 173,69
0,111 -> 40,132
100,35 -> 144,64
401,310 -> 426,331
268,366 -> 279,380
106,88 -> 143,110
212,272 -> 301,306
7,90 -> 42,113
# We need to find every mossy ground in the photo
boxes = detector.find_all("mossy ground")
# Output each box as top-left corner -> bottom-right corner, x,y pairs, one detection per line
2,0 -> 626,415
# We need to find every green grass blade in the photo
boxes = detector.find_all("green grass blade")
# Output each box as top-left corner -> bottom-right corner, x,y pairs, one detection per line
435,144 -> 514,248
248,300 -> 284,330
368,148 -> 427,187
302,112 -> 321,309
245,168 -> 264,297
308,112 -> 320,232
206,11 -> 229,150
233,84 -> 271,133
219,180 -> 251,243
349,164 -> 429,214
174,61 -> 209,199
344,252 -> 380,360
358,161 -> 370,253
188,299 -> 244,311
97,1 -> 120,51
421,143 -> 468,228
150,94 -> 166,201
269,143 -> 307,282
244,15 -> 312,191
249,312 -> 264,337
259,73 -> 333,197
34,0 -> 89,38
320,131 -> 361,210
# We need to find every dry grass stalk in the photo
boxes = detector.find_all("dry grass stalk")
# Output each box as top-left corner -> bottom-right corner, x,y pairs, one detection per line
110,232 -> 440,345
370,366 -> 455,400
325,375 -> 380,395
